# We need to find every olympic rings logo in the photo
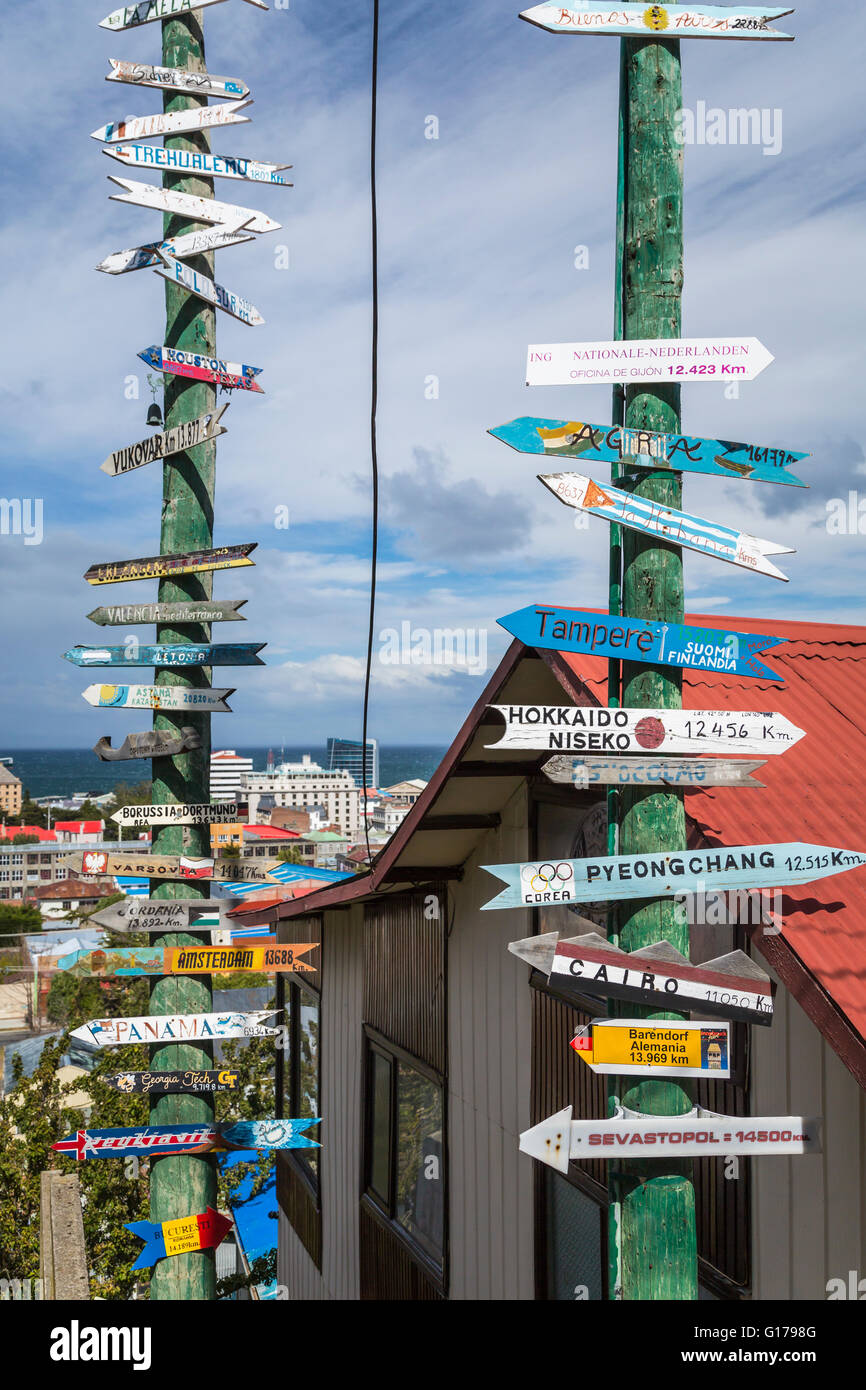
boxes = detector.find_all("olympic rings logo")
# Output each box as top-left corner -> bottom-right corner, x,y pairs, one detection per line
521,862 -> 574,893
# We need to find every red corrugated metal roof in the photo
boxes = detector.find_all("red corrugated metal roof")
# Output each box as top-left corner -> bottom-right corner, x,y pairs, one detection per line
555,611 -> 866,1044
243,825 -> 299,840
0,825 -> 57,842
54,821 -> 104,835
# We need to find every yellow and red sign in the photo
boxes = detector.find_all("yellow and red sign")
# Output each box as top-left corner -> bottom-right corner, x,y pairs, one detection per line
570,1019 -> 730,1078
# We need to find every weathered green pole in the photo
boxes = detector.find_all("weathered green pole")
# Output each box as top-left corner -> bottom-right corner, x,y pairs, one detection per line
606,29 -> 698,1300
148,10 -> 219,1302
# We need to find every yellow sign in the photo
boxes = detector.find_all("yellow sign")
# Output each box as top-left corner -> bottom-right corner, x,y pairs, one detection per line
571,1020 -> 730,1078
163,1214 -> 208,1258
643,5 -> 669,30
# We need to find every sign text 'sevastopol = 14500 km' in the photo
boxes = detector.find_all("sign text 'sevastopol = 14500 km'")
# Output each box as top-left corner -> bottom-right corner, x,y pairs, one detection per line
480,843 -> 866,909
497,605 -> 787,681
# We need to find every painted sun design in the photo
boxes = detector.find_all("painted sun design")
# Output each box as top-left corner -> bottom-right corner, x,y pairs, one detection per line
644,5 -> 669,30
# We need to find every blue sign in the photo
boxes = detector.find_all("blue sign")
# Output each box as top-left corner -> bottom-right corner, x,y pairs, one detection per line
497,604 -> 786,682
63,643 -> 265,668
53,1118 -> 321,1161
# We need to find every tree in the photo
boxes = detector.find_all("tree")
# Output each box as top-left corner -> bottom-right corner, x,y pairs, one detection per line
277,847 -> 305,864
0,902 -> 43,936
11,833 -> 41,846
18,796 -> 47,829
104,781 -> 154,843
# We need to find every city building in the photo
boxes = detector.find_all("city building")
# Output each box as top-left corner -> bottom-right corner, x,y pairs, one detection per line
209,750 -> 253,801
53,820 -> 105,844
0,841 -> 152,903
370,800 -> 414,836
25,876 -> 117,919
326,737 -> 379,790
242,766 -> 362,839
0,765 -> 22,819
384,779 -> 427,804
0,825 -> 56,844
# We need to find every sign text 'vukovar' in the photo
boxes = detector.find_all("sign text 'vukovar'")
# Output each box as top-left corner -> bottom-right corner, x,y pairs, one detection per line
519,4 -> 795,42
508,930 -> 776,1024
489,416 -> 808,487
520,1105 -> 821,1173
486,704 -> 804,753
100,405 -> 227,475
497,605 -> 786,681
481,843 -> 866,909
53,1119 -> 321,1163
70,1010 -> 282,1048
526,336 -> 773,387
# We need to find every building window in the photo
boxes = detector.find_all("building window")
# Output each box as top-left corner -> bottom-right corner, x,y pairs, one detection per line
363,1035 -> 445,1272
542,1171 -> 606,1300
276,976 -> 320,1194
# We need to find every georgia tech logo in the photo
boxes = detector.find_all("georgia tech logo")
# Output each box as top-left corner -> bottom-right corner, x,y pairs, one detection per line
643,5 -> 669,30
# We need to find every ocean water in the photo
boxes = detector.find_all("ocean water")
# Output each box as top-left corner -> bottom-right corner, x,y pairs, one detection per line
1,746 -> 448,802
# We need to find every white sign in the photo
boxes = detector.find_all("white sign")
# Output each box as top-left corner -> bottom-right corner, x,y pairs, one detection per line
526,336 -> 774,387
106,58 -> 250,101
485,705 -> 805,754
93,98 -> 252,144
104,142 -> 291,185
97,224 -> 255,276
153,251 -> 264,327
111,801 -> 237,825
108,176 -> 281,234
100,0 -> 266,31
82,683 -> 235,712
520,1105 -> 822,1172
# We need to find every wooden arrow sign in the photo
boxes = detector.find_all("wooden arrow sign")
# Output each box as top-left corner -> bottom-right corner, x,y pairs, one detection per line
153,251 -> 264,327
70,1010 -> 281,1048
489,417 -> 808,487
83,685 -> 235,712
509,930 -> 776,1024
486,705 -> 804,754
100,405 -> 228,476
139,345 -> 264,392
53,1119 -> 320,1163
481,843 -> 866,910
104,1070 -> 241,1095
66,643 -> 265,667
519,4 -> 795,41
108,176 -> 281,234
111,801 -> 236,826
88,600 -> 246,626
93,98 -> 253,144
90,898 -> 228,932
526,336 -> 774,387
497,605 -> 786,682
542,756 -> 766,788
100,0 -> 267,32
571,1019 -> 731,1079
98,225 -> 256,276
126,1206 -> 233,1270
520,1105 -> 821,1172
58,942 -> 317,976
62,850 -> 280,882
104,142 -> 292,185
84,542 -> 256,584
106,57 -> 250,100
539,472 -> 793,581
93,727 -> 202,761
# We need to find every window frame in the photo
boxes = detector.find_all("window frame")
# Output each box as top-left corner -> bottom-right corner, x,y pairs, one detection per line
361,1024 -> 447,1287
275,971 -> 322,1202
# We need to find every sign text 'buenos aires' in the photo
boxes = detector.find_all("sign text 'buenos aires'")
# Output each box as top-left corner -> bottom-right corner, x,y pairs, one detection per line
519,4 -> 795,42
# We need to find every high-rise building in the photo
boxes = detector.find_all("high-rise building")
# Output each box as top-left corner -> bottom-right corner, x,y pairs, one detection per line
326,737 -> 379,789
0,763 -> 22,819
209,750 -> 253,801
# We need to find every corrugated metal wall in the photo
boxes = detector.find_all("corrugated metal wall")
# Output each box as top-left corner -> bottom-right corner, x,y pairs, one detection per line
751,970 -> 866,1300
447,783 -> 535,1300
364,892 -> 446,1073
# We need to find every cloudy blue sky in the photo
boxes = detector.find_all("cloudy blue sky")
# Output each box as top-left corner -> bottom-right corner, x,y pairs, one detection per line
0,0 -> 862,749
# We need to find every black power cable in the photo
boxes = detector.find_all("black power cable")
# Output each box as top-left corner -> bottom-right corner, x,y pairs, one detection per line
361,0 -> 380,868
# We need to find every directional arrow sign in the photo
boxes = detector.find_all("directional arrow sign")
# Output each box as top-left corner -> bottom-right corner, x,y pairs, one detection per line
84,542 -> 256,584
98,225 -> 256,276
88,601 -> 246,626
497,605 -> 786,682
126,1206 -> 233,1270
139,346 -> 264,392
83,685 -> 235,713
520,4 -> 795,41
571,1019 -> 731,1079
69,1010 -> 281,1048
489,416 -> 808,487
90,898 -> 229,932
526,337 -> 773,387
481,843 -> 866,910
109,176 -> 280,234
542,756 -> 766,788
58,942 -> 317,976
66,643 -> 264,667
100,406 -> 228,475
100,0 -> 267,32
540,471 -> 793,580
93,727 -> 202,761
53,1119 -> 321,1163
62,850 -> 282,882
520,1105 -> 821,1172
111,801 -> 237,826
508,930 -> 776,1025
486,705 -> 804,754
153,251 -> 264,327
104,1070 -> 241,1095
104,143 -> 292,185
106,57 -> 250,100
93,98 -> 253,143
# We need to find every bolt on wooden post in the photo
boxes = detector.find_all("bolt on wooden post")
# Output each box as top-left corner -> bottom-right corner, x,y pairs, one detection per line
607,29 -> 698,1301
148,8 -> 219,1304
